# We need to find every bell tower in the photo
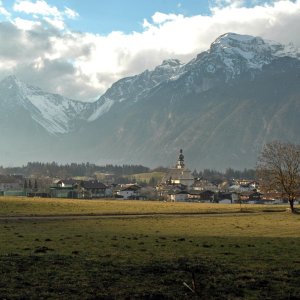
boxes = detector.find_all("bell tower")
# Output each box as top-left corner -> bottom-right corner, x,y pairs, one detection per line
176,149 -> 185,169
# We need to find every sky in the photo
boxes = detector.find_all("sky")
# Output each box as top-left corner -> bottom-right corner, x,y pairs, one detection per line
0,0 -> 300,101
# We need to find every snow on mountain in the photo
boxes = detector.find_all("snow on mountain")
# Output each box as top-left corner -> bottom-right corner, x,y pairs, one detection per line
77,33 -> 300,170
199,32 -> 300,78
88,59 -> 183,121
88,97 -> 114,122
89,33 -> 300,122
1,33 -> 299,135
212,33 -> 299,67
1,33 -> 300,168
0,75 -> 90,135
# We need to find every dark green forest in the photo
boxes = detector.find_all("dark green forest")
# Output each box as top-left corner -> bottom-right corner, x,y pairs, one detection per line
0,162 -> 255,182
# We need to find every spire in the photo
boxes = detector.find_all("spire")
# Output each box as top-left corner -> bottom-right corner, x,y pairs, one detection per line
176,149 -> 185,169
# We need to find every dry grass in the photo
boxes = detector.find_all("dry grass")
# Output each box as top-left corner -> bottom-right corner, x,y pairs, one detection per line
1,197 -> 299,298
0,196 -> 288,216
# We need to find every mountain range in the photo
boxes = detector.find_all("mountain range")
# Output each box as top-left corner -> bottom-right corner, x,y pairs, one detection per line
1,32 -> 300,170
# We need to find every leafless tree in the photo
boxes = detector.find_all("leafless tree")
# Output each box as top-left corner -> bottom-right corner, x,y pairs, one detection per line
257,141 -> 300,212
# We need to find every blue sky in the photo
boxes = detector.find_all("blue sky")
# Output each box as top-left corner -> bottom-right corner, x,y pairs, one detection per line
0,0 -> 299,100
65,0 -> 212,34
2,0 -> 212,33
1,1 -> 277,34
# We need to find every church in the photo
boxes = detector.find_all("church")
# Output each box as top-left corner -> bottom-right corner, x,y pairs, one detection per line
161,149 -> 194,188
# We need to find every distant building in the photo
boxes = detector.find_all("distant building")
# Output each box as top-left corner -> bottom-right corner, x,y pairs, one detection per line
156,149 -> 195,201
161,149 -> 194,188
168,190 -> 189,202
50,179 -> 107,199
0,174 -> 24,196
191,179 -> 218,192
116,184 -> 141,199
188,190 -> 215,202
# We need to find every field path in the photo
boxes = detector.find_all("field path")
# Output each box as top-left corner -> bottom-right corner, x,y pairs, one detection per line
0,211 -> 260,221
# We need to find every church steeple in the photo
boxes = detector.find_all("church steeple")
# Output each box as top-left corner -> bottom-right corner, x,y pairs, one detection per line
176,149 -> 185,169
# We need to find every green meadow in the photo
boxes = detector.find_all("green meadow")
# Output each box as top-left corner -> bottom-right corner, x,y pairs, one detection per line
0,197 -> 300,299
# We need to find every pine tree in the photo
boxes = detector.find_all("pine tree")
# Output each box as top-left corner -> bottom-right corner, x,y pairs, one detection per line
28,179 -> 32,190
34,179 -> 38,191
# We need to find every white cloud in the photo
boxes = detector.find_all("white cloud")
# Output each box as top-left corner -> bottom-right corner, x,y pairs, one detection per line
151,12 -> 182,24
13,0 -> 79,30
64,7 -> 79,19
43,16 -> 64,30
0,0 -> 300,101
0,1 -> 11,18
13,0 -> 61,17
13,17 -> 41,30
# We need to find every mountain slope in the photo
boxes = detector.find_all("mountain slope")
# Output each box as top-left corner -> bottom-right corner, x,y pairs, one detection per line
0,76 -> 93,165
73,33 -> 300,169
1,33 -> 299,169
87,59 -> 183,121
0,75 -> 91,135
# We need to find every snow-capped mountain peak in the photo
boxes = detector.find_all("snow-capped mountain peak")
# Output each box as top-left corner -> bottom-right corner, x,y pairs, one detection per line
209,32 -> 299,72
0,76 -> 91,135
89,33 -> 300,122
2,33 -> 299,136
87,58 -> 184,121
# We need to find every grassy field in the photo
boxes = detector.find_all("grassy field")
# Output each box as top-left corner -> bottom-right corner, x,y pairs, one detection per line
0,197 -> 300,299
0,196 -> 287,216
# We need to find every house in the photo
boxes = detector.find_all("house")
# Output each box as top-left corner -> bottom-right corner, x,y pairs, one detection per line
50,179 -> 107,199
240,191 -> 263,203
79,180 -> 107,199
191,179 -> 218,192
156,183 -> 187,200
50,179 -> 78,198
219,199 -> 232,204
215,191 -> 239,203
188,190 -> 215,202
0,174 -> 23,191
235,179 -> 259,189
116,184 -> 141,199
230,179 -> 260,193
168,190 -> 189,202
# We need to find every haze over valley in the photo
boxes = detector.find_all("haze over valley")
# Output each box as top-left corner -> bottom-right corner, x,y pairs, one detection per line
1,33 -> 300,169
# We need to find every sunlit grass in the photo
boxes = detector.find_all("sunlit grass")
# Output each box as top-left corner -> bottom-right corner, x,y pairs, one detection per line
0,196 -> 289,216
1,197 -> 299,298
1,213 -> 300,259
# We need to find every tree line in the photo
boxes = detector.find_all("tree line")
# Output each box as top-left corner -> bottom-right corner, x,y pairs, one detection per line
0,162 -> 150,178
0,162 -> 258,181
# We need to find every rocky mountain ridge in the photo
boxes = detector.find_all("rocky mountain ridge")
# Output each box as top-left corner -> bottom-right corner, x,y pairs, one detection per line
0,75 -> 89,135
0,33 -> 299,169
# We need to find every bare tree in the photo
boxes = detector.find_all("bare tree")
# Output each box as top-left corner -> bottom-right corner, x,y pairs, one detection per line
257,141 -> 300,212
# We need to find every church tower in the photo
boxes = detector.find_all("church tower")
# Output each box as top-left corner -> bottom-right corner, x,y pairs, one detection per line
176,149 -> 185,169
160,148 -> 194,188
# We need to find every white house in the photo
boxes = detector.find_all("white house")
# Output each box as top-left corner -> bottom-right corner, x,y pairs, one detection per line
218,199 -> 232,204
116,185 -> 140,199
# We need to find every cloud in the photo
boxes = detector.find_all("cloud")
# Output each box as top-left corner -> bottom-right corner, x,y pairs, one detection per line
0,0 -> 299,101
0,2 -> 11,18
13,0 -> 61,17
212,0 -> 246,8
64,7 -> 79,19
151,12 -> 182,24
13,0 -> 79,30
13,17 -> 41,30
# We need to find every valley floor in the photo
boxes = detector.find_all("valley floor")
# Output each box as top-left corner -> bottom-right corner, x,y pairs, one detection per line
0,198 -> 300,299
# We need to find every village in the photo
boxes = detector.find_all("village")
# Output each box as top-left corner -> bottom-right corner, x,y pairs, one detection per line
0,149 -> 297,206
